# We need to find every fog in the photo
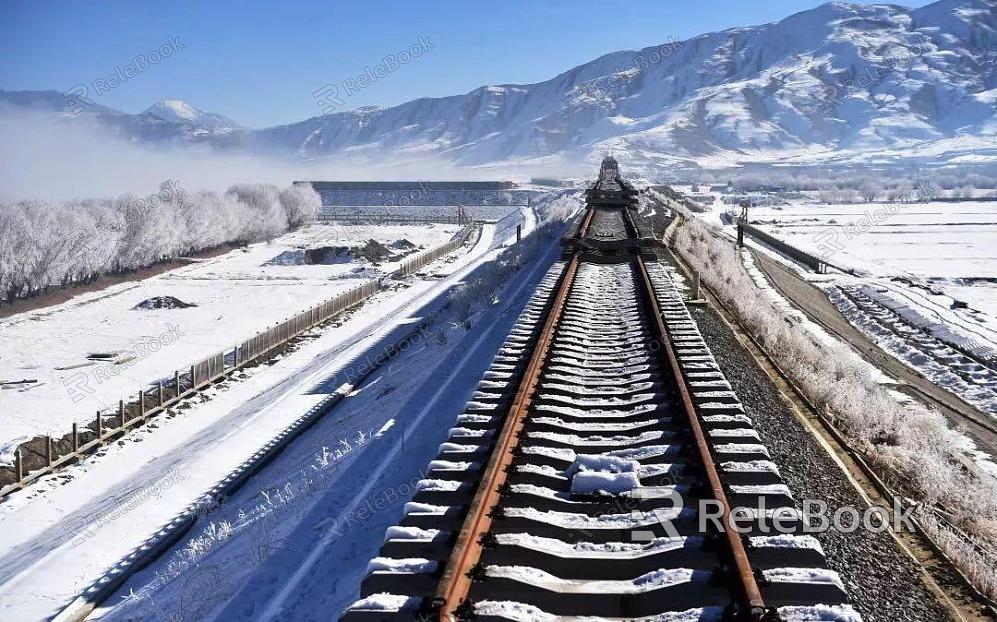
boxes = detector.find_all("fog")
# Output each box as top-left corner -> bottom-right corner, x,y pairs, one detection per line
0,108 -> 587,202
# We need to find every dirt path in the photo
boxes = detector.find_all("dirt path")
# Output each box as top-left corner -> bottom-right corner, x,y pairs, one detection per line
752,249 -> 997,463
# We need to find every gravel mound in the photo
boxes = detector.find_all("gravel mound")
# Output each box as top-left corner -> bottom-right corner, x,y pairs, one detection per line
389,239 -> 417,250
354,239 -> 394,263
132,296 -> 197,310
305,246 -> 354,264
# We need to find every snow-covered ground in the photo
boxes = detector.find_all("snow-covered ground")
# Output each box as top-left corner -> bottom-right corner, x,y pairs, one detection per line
0,223 -> 459,456
689,195 -> 997,421
0,203 -> 548,621
745,200 -> 997,323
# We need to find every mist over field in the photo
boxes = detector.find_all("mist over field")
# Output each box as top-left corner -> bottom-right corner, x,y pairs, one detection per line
0,108 -> 534,202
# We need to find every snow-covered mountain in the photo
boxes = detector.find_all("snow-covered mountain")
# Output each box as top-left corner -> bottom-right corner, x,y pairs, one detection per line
2,0 -> 995,169
143,99 -> 241,130
0,90 -> 243,147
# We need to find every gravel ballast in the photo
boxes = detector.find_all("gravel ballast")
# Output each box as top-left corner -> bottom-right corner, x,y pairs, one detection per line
686,298 -> 951,622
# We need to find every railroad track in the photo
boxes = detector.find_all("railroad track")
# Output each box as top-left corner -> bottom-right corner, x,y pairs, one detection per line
341,161 -> 857,621
832,285 -> 997,396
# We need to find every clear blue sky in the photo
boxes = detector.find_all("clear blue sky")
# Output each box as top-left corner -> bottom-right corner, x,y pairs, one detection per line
1,0 -> 924,128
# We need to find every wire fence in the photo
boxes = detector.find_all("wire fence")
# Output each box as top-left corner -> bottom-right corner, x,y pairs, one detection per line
0,224 -> 477,498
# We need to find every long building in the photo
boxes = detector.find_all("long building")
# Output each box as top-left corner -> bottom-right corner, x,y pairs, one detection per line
294,180 -> 532,207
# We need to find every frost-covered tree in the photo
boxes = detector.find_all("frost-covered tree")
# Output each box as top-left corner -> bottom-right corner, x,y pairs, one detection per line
858,180 -> 880,202
226,183 -> 287,242
278,185 -> 320,228
0,183 -> 322,305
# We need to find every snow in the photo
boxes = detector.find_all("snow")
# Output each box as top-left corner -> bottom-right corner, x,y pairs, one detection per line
438,442 -> 480,453
144,99 -> 240,129
504,507 -> 690,530
570,471 -> 641,495
427,459 -> 474,471
712,197 -> 997,425
346,593 -> 419,611
485,565 -> 700,593
720,460 -> 780,474
750,534 -> 825,555
365,557 -> 437,573
566,454 -> 639,476
528,430 -> 665,446
73,207 -> 575,621
474,601 -> 723,622
0,205 -> 554,620
516,463 -> 566,479
707,428 -> 759,440
713,443 -> 771,457
826,286 -> 997,418
763,567 -> 845,591
414,478 -> 462,492
745,200 -> 997,327
402,502 -> 447,516
493,533 -> 694,559
777,605 -> 862,622
0,222 -> 459,455
729,483 -> 792,496
7,0 -> 997,171
385,526 -> 440,541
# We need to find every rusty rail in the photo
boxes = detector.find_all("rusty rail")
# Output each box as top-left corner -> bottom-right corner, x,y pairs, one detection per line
634,255 -> 767,619
434,209 -> 592,620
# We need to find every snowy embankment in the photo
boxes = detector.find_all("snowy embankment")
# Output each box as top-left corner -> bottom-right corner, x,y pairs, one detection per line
81,201 -> 575,621
0,195 -> 570,620
706,197 -> 997,420
671,214 -> 997,601
0,218 -> 489,620
825,285 -> 997,419
0,222 -> 458,460
743,199 -> 997,337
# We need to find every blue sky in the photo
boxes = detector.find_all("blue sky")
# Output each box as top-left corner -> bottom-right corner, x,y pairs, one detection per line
1,0 -> 924,128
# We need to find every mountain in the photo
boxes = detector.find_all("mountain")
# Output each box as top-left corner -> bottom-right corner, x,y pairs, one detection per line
0,90 -> 244,147
143,100 -> 241,130
2,0 -> 995,170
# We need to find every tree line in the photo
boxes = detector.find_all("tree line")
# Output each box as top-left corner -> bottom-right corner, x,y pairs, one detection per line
0,182 -> 320,304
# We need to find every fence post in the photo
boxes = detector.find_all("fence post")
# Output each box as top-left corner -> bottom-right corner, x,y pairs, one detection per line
46,436 -> 53,467
139,389 -> 145,419
174,370 -> 181,397
158,380 -> 164,407
691,271 -> 701,300
15,449 -> 22,482
97,411 -> 103,444
517,224 -> 522,243
190,365 -> 196,390
119,399 -> 125,428
72,422 -> 79,453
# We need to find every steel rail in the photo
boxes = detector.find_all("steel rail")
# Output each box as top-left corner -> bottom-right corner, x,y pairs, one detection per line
434,208 -> 593,620
634,255 -> 767,620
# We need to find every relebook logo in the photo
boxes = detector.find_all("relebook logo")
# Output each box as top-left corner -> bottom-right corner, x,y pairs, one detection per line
630,496 -> 917,540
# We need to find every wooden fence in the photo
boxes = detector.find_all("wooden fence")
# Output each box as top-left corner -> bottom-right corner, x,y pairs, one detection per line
0,224 -> 476,498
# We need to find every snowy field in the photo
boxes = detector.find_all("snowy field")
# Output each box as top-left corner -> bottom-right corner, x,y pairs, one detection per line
743,200 -> 997,360
687,193 -> 997,421
0,223 -> 459,454
744,200 -> 997,317
0,201 -> 548,620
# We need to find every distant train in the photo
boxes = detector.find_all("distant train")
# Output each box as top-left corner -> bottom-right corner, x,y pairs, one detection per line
598,155 -> 620,184
587,155 -> 637,208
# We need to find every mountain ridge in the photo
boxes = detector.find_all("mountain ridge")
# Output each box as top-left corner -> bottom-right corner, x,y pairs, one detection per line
2,0 -> 995,171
